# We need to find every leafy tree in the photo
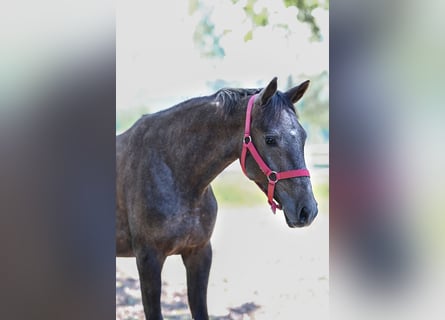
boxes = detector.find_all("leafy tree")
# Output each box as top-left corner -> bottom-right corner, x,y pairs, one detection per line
189,0 -> 329,58
283,0 -> 329,41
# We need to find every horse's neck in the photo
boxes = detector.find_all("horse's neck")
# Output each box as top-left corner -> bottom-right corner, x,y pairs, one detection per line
142,99 -> 247,195
177,101 -> 246,193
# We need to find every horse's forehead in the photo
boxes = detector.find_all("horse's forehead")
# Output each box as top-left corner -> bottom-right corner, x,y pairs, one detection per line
274,109 -> 301,132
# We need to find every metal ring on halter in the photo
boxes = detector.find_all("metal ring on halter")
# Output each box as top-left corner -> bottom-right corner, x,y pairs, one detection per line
267,171 -> 278,183
243,136 -> 251,144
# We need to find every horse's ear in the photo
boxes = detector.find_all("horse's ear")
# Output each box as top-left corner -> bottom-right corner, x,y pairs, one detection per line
285,80 -> 310,104
256,77 -> 278,106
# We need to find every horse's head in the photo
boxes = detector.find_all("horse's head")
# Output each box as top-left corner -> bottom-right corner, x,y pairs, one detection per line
244,77 -> 318,228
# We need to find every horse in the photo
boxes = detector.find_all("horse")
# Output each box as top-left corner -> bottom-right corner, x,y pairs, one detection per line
116,77 -> 318,320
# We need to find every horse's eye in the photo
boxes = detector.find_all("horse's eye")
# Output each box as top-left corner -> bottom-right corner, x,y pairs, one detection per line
265,136 -> 276,145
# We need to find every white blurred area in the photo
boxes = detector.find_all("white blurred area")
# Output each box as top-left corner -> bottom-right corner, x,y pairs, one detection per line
116,0 -> 328,119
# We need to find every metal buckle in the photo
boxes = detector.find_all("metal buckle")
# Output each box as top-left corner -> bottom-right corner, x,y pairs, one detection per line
267,171 -> 278,183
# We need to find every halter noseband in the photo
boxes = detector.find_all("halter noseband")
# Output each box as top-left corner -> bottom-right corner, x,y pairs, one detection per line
240,94 -> 310,214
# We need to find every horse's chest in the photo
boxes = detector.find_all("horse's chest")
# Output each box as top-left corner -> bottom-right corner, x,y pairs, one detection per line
132,182 -> 218,255
161,211 -> 215,255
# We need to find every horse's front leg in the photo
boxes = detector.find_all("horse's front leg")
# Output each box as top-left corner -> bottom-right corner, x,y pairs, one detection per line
135,246 -> 166,320
181,243 -> 212,320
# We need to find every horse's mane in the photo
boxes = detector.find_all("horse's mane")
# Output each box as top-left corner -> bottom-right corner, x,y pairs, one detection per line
214,88 -> 260,115
214,87 -> 298,122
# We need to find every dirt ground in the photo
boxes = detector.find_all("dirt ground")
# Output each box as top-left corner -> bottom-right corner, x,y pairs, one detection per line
116,206 -> 329,320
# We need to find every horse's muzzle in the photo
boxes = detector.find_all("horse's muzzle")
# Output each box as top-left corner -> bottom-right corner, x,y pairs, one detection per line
285,205 -> 318,228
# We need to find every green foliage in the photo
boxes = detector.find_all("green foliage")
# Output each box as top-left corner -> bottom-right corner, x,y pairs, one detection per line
243,0 -> 269,27
189,0 -> 225,58
244,30 -> 253,42
284,0 -> 329,41
189,0 -> 328,57
234,0 -> 328,42
193,12 -> 225,58
288,72 -> 329,143
188,0 -> 200,14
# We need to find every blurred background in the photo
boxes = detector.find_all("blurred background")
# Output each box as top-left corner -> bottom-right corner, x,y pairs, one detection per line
116,1 -> 329,319
330,1 -> 445,319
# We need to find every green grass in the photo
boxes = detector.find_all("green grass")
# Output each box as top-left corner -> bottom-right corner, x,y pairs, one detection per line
211,173 -> 265,207
212,171 -> 329,214
313,181 -> 329,214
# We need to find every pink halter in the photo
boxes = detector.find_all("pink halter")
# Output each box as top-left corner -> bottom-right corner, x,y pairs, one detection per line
240,94 -> 310,213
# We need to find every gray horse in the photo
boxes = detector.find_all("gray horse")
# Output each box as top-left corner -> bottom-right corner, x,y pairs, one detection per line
116,77 -> 318,320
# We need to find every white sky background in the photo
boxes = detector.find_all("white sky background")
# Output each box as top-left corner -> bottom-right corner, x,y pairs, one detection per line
117,0 -> 328,116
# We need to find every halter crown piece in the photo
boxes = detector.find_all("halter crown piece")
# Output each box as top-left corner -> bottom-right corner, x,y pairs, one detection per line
240,94 -> 310,214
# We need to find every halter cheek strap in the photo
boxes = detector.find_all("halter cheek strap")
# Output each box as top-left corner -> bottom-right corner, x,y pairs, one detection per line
240,94 -> 310,214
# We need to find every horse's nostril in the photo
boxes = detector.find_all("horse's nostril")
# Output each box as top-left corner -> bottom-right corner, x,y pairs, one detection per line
299,207 -> 309,224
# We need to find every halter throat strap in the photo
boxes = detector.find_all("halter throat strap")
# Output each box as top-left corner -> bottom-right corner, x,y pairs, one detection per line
240,94 -> 310,213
